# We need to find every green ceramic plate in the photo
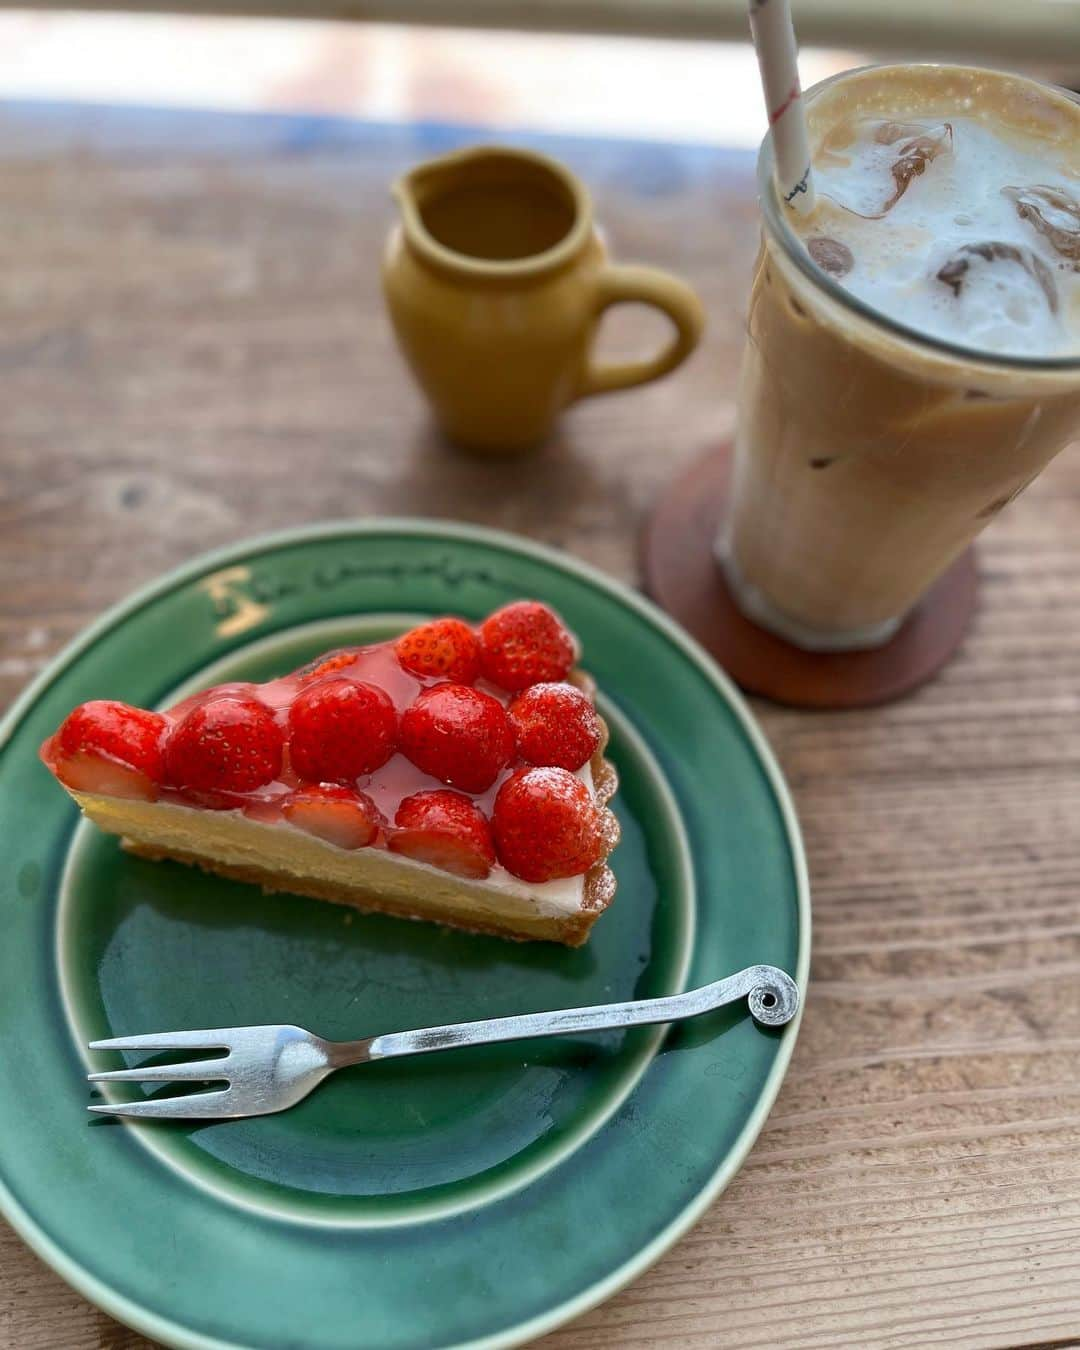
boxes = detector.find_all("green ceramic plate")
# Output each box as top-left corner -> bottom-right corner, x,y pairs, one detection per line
0,520 -> 808,1350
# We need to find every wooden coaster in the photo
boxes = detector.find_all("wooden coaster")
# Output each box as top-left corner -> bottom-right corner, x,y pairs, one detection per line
642,443 -> 978,709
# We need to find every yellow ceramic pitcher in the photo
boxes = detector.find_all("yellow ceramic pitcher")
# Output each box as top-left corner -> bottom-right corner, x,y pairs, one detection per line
382,146 -> 705,454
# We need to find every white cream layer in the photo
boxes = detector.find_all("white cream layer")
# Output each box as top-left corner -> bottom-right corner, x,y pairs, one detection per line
130,781 -> 592,919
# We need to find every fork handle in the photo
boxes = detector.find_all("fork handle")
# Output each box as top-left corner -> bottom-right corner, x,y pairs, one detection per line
343,964 -> 798,1066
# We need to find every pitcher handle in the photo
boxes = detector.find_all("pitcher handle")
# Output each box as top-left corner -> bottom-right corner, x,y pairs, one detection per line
575,264 -> 705,399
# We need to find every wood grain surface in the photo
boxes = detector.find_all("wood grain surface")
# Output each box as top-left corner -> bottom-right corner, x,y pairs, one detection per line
1,103 -> 1079,1350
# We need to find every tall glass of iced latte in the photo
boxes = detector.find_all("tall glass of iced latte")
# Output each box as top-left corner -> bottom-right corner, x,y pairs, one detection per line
721,64 -> 1080,651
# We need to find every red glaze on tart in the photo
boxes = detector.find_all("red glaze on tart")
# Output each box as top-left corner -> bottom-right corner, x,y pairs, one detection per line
41,602 -> 617,890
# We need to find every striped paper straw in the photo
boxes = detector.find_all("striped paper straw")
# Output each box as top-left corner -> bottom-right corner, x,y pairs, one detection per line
748,0 -> 817,215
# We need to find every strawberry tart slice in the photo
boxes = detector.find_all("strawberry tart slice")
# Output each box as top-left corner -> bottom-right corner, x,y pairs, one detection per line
40,603 -> 620,946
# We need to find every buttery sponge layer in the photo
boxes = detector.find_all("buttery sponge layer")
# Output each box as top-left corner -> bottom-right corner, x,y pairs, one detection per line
73,792 -> 607,945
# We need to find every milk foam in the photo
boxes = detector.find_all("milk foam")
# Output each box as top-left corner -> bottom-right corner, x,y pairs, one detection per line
797,111 -> 1080,356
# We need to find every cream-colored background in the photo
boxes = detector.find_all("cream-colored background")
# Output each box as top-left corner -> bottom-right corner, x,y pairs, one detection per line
0,13 -> 864,143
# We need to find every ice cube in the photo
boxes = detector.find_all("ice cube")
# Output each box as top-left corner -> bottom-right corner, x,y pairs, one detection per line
878,123 -> 953,215
807,236 -> 854,278
824,120 -> 954,219
873,121 -> 925,146
1002,185 -> 1080,267
935,241 -> 1058,312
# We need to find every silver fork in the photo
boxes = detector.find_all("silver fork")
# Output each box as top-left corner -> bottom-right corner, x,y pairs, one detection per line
86,963 -> 798,1120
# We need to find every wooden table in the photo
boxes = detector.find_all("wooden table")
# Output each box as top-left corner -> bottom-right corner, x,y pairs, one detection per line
2,100 -> 1079,1350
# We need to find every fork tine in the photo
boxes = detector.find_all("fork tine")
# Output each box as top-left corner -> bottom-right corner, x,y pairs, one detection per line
88,1057 -> 230,1085
88,1030 -> 233,1053
87,1087 -> 236,1119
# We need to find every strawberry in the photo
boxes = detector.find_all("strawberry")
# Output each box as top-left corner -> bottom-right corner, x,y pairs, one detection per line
400,684 -> 513,793
165,696 -> 283,796
395,618 -> 481,683
52,700 -> 168,801
287,678 -> 397,783
53,751 -> 160,801
297,649 -> 363,684
479,601 -> 576,692
389,789 -> 495,879
283,785 -> 382,849
493,767 -> 605,882
507,682 -> 601,771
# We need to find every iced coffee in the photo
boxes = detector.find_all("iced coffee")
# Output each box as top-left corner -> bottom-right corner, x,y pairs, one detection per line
723,65 -> 1080,649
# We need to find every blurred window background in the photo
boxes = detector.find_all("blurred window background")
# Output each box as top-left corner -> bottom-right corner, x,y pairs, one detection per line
0,2 -> 1076,145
